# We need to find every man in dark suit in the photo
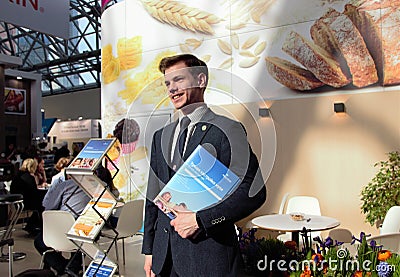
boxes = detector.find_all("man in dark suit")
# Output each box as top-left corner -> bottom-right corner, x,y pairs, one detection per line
142,54 -> 267,277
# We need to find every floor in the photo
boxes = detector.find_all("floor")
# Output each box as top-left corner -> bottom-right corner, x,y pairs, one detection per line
0,227 -> 252,277
0,228 -> 146,277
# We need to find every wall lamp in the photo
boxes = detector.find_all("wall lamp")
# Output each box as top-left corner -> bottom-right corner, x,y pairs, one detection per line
334,102 -> 346,113
259,108 -> 270,117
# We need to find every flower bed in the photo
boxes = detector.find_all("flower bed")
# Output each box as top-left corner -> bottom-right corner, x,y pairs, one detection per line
238,228 -> 399,277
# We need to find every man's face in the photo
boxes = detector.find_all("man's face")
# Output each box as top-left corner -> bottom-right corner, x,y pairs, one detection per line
164,61 -> 204,110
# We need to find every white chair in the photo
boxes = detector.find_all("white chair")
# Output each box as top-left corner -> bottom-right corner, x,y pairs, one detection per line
278,193 -> 290,214
103,199 -> 144,265
366,206 -> 400,254
328,228 -> 358,255
328,228 -> 353,243
40,210 -> 85,272
379,206 -> 400,234
367,233 -> 400,253
285,196 -> 321,216
277,196 -> 321,243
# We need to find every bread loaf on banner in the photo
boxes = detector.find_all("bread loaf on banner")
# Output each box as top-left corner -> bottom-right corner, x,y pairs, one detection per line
311,8 -> 378,88
282,31 -> 351,88
344,0 -> 400,85
265,56 -> 325,91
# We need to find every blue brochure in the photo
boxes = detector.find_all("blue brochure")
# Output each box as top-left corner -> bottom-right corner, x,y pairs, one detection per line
154,145 -> 241,219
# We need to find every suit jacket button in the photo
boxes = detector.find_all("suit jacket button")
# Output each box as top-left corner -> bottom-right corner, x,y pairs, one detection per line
163,228 -> 168,233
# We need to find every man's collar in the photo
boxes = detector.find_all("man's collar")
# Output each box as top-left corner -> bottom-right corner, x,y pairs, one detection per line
178,103 -> 207,122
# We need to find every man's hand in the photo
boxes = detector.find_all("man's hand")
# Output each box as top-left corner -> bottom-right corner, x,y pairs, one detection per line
170,211 -> 199,238
144,255 -> 155,277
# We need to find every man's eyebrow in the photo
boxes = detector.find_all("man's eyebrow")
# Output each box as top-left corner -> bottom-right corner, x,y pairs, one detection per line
165,73 -> 185,82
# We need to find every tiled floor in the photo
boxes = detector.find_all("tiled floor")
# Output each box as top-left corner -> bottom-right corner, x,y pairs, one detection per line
0,228 -> 146,276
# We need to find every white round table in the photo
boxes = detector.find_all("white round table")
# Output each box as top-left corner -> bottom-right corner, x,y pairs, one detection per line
251,214 -> 340,246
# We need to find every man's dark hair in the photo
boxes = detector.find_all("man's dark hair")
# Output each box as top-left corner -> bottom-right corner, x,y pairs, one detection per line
158,54 -> 208,82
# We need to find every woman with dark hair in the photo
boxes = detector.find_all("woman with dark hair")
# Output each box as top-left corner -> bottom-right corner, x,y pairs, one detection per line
34,156 -> 47,187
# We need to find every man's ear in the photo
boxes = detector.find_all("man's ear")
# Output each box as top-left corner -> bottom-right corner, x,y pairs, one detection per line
197,73 -> 207,88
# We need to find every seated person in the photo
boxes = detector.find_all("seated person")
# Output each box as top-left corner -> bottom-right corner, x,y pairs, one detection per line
10,158 -> 43,234
34,166 -> 119,275
50,157 -> 70,187
34,175 -> 91,276
34,156 -> 47,187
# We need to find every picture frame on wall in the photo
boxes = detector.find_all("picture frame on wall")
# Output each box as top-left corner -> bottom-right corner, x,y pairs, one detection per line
4,87 -> 26,115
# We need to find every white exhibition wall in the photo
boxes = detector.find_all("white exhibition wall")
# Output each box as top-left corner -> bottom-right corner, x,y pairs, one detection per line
97,0 -> 400,235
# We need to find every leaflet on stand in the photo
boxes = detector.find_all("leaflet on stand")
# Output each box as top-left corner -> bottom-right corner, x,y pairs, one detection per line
67,199 -> 116,243
66,138 -> 116,173
154,145 -> 241,219
65,137 -> 119,202
84,250 -> 117,277
68,173 -> 118,202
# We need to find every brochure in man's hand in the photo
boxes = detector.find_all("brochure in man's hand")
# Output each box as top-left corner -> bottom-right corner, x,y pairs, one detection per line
154,145 -> 241,219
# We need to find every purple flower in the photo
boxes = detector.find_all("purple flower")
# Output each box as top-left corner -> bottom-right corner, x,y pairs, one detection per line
351,232 -> 371,244
313,236 -> 323,244
334,240 -> 344,246
324,237 -> 333,247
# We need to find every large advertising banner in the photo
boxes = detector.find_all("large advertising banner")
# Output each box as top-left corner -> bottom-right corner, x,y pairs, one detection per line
101,0 -> 400,199
0,0 -> 70,39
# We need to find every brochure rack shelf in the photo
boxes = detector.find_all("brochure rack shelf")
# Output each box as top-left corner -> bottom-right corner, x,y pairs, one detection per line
64,138 -> 120,277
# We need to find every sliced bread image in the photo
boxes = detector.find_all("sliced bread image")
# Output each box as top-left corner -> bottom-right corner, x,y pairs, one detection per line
311,8 -> 378,88
344,0 -> 400,85
282,31 -> 351,88
265,56 -> 325,91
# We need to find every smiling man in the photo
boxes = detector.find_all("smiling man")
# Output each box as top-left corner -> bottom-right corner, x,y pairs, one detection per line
142,54 -> 266,277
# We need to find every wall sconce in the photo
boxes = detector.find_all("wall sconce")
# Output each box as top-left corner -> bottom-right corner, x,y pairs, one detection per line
16,76 -> 22,80
259,108 -> 270,117
334,103 -> 345,113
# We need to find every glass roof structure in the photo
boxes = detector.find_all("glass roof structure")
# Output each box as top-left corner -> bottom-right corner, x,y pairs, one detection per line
0,0 -> 111,96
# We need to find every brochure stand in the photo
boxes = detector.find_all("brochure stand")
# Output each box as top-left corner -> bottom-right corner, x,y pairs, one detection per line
64,138 -> 120,277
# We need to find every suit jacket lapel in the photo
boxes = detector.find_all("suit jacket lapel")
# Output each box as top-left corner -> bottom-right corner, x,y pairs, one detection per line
160,120 -> 178,179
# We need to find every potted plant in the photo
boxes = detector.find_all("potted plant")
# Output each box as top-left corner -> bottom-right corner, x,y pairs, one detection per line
360,151 -> 400,227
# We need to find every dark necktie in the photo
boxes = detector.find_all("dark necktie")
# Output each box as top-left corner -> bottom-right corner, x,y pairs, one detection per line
172,116 -> 191,170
